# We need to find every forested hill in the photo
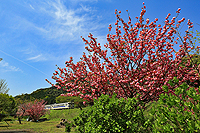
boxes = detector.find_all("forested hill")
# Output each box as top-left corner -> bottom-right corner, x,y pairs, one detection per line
14,86 -> 67,104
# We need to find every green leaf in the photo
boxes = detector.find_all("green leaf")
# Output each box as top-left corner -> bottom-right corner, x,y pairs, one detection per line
162,85 -> 168,92
168,80 -> 175,87
173,77 -> 179,83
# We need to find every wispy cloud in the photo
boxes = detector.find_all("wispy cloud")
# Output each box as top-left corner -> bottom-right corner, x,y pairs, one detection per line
0,60 -> 22,72
36,0 -> 103,42
25,0 -> 108,59
1,0 -> 109,64
69,0 -> 98,4
26,0 -> 109,43
29,4 -> 35,10
27,54 -> 47,62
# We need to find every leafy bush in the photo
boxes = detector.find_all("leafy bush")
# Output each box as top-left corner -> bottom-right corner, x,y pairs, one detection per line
150,77 -> 200,132
65,121 -> 74,132
73,94 -> 152,133
73,77 -> 200,132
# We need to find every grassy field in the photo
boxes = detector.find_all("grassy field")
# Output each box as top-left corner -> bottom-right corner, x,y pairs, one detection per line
0,101 -> 175,132
0,107 -> 88,133
0,102 -> 157,133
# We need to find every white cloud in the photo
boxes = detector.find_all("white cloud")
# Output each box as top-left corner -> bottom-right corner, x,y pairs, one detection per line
38,1 -> 92,42
8,0 -> 107,44
0,60 -> 22,72
79,4 -> 93,12
24,0 -> 108,43
2,0 -> 110,63
69,0 -> 98,3
27,54 -> 47,62
29,4 -> 35,10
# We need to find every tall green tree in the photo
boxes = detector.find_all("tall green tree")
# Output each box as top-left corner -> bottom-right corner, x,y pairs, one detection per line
0,79 -> 10,94
0,93 -> 17,121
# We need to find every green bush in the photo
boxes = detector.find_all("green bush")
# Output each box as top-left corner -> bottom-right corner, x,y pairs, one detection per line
72,77 -> 200,132
150,77 -> 200,132
73,93 -> 152,133
65,121 -> 74,132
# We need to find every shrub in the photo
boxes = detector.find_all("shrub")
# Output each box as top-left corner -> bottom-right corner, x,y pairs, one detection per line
73,78 -> 200,132
65,121 -> 74,132
73,93 -> 152,133
150,77 -> 200,132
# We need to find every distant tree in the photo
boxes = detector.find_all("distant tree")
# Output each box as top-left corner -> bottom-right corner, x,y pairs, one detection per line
0,79 -> 10,94
15,101 -> 30,124
16,99 -> 47,122
0,93 -> 17,121
56,95 -> 86,108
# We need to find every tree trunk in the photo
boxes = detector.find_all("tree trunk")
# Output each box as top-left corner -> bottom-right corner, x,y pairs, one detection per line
18,117 -> 21,124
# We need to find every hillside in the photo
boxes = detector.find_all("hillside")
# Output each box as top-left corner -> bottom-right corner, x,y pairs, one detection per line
14,86 -> 67,104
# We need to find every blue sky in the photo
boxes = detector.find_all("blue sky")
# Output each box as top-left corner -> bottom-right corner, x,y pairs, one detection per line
0,0 -> 200,97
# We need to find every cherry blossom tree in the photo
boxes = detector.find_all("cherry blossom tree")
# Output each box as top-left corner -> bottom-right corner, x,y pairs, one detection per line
16,99 -> 47,122
47,3 -> 200,105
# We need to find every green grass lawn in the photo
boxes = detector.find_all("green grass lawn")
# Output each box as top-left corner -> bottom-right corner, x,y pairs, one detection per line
0,107 -> 88,133
0,103 -> 157,133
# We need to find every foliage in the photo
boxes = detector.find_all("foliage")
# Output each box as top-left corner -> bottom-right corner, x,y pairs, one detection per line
73,93 -> 152,133
47,3 -> 200,105
180,54 -> 200,68
65,121 -> 74,132
179,54 -> 200,87
16,99 -> 47,122
189,30 -> 200,55
56,95 -> 86,108
0,79 -> 10,94
150,77 -> 200,132
0,93 -> 17,121
73,78 -> 200,132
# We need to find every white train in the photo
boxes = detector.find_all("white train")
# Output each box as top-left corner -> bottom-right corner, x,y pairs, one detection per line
45,102 -> 74,110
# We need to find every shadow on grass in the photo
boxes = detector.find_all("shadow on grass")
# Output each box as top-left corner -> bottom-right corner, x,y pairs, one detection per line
0,129 -> 34,133
0,125 -> 9,127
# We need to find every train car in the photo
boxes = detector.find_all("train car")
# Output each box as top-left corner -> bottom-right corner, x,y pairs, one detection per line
45,102 -> 74,110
